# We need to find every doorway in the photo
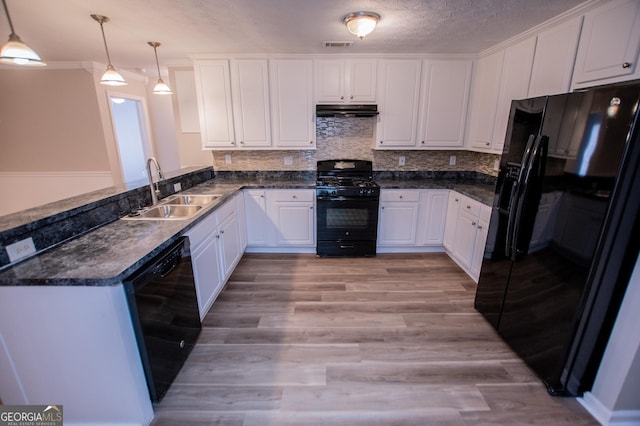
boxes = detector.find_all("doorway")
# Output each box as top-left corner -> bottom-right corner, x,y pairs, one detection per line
109,95 -> 153,184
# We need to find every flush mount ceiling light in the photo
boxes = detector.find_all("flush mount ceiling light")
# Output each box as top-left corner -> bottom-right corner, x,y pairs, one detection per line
0,0 -> 45,66
91,14 -> 127,86
148,41 -> 172,95
342,11 -> 380,40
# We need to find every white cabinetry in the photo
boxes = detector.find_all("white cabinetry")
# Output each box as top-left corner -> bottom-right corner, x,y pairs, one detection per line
267,190 -> 315,246
270,59 -> 315,148
444,191 -> 491,282
417,189 -> 449,245
418,60 -> 472,148
376,59 -> 422,148
194,59 -> 235,148
528,16 -> 583,97
231,59 -> 272,148
244,189 -> 269,246
491,37 -> 537,153
185,199 -> 243,319
378,190 -> 420,245
316,58 -> 377,103
467,51 -> 504,151
572,0 -> 640,88
244,189 -> 316,252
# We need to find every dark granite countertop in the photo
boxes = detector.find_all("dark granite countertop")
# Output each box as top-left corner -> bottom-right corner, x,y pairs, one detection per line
0,177 -> 493,287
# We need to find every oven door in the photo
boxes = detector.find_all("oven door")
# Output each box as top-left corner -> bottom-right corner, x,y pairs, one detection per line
316,196 -> 379,256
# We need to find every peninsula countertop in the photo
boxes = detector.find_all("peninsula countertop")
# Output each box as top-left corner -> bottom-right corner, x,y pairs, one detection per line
0,177 -> 494,287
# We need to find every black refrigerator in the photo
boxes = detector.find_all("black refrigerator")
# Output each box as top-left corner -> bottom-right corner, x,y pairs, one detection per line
474,81 -> 640,396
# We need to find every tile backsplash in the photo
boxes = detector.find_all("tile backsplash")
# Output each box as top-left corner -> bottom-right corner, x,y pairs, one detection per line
212,117 -> 499,176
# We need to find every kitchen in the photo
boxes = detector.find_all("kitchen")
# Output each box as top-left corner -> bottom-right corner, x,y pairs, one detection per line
1,0 -> 640,425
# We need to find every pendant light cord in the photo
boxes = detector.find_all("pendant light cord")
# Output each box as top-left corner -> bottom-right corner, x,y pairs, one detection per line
98,21 -> 113,66
153,45 -> 161,78
1,0 -> 17,35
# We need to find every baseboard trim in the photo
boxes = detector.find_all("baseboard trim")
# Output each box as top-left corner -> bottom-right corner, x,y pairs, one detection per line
579,392 -> 640,425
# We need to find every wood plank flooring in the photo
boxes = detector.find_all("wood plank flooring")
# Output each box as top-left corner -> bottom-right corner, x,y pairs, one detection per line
152,253 -> 598,426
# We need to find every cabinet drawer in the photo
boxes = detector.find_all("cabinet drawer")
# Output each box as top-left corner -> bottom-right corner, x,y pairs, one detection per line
460,197 -> 481,217
214,199 -> 236,224
380,190 -> 420,202
270,189 -> 314,202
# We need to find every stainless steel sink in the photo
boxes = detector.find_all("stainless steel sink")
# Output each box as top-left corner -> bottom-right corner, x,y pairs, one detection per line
125,205 -> 203,220
160,194 -> 222,206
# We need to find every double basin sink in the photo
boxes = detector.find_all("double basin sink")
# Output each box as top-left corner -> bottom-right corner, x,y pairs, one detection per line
125,194 -> 222,220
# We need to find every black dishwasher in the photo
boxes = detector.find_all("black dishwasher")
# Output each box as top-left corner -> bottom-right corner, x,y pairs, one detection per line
124,236 -> 201,401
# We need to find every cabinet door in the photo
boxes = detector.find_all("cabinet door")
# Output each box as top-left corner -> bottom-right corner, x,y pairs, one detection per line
244,190 -> 269,246
194,59 -> 235,148
270,202 -> 315,246
418,60 -> 472,148
348,59 -> 377,103
378,202 -> 419,245
316,60 -> 346,103
492,37 -> 537,152
270,59 -> 315,148
470,217 -> 489,280
573,0 -> 640,86
418,190 -> 449,245
376,59 -> 422,148
453,210 -> 478,268
528,16 -> 582,97
443,191 -> 461,251
234,191 -> 248,251
191,237 -> 222,320
218,212 -> 242,280
468,51 -> 504,150
231,59 -> 272,148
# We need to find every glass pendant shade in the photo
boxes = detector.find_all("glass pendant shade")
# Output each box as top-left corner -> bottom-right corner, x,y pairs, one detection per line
1,0 -> 45,66
153,78 -> 173,95
343,12 -> 380,39
100,64 -> 127,86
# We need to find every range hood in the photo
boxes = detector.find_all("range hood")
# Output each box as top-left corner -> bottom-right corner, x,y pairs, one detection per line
316,104 -> 379,117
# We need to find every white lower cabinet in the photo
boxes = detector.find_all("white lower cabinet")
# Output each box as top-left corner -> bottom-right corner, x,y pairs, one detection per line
444,191 -> 491,282
418,189 -> 449,245
245,189 -> 316,251
185,198 -> 243,320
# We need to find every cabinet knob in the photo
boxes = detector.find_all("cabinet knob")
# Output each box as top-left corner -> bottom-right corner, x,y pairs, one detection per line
455,198 -> 459,202
421,141 -> 425,144
485,142 -> 490,146
380,141 -> 384,144
340,96 -> 344,100
623,62 -> 632,69
220,230 -> 224,234
179,340 -> 185,349
477,225 -> 483,230
399,195 -> 403,199
215,234 -> 220,239
310,141 -> 314,144
350,95 -> 354,100
472,221 -> 477,226
292,195 -> 297,199
466,205 -> 471,209
240,141 -> 245,144
381,206 -> 385,210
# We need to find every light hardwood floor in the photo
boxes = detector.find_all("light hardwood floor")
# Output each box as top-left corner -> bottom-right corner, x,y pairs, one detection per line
152,253 -> 598,425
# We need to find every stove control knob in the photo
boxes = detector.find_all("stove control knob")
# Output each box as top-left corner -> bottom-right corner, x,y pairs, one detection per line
330,190 -> 337,196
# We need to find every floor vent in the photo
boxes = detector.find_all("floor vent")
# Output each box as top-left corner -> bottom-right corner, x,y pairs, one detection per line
323,41 -> 353,48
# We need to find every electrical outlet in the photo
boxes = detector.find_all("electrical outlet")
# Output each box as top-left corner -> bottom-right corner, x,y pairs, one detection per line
399,156 -> 405,166
6,237 -> 36,263
449,155 -> 457,166
494,159 -> 500,171
173,182 -> 182,192
225,154 -> 232,164
284,156 -> 293,166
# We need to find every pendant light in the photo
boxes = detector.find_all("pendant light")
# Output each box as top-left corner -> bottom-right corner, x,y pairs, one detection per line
148,42 -> 172,95
91,14 -> 127,86
342,12 -> 380,40
0,0 -> 45,66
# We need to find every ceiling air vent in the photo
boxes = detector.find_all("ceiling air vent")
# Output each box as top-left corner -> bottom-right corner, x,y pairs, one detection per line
323,41 -> 353,48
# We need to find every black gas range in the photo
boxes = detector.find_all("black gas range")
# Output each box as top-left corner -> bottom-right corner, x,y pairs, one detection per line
316,160 -> 380,257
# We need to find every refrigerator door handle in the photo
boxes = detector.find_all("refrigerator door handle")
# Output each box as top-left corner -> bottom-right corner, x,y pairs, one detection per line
509,135 -> 547,260
505,134 -> 537,256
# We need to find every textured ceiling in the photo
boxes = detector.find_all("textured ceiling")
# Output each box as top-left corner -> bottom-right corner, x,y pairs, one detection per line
0,0 -> 592,73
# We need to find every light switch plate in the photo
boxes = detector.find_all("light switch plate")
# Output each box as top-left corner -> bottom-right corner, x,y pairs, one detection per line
6,237 -> 36,263
449,155 -> 457,166
173,182 -> 182,192
225,154 -> 232,164
284,156 -> 293,166
399,156 -> 405,166
494,159 -> 500,171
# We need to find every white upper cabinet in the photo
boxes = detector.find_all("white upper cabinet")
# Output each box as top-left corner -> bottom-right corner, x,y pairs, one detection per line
418,59 -> 472,148
194,59 -> 236,148
230,59 -> 272,148
316,58 -> 377,103
376,59 -> 422,148
270,59 -> 315,149
491,37 -> 537,152
467,50 -> 504,151
528,16 -> 583,97
572,0 -> 640,88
